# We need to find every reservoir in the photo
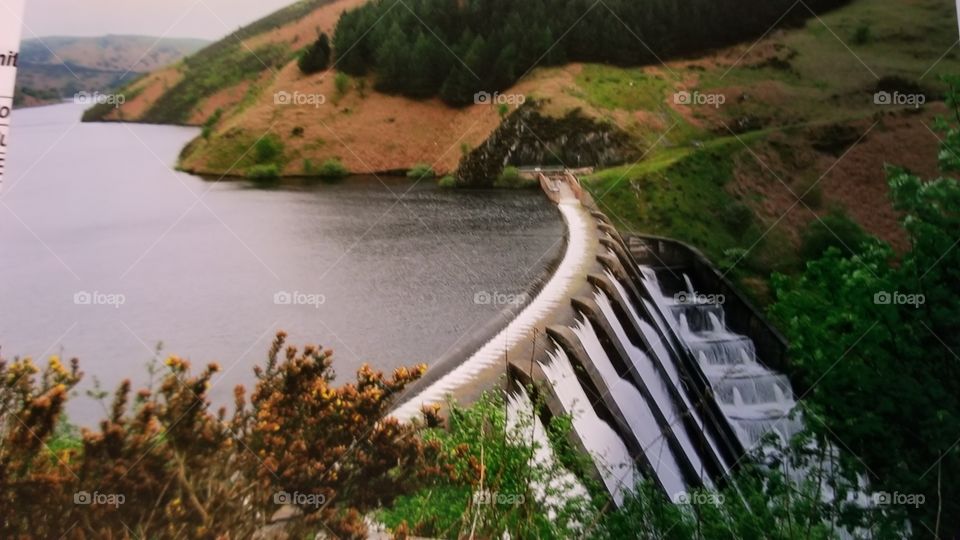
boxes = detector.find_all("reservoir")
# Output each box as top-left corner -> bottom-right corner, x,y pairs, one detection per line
0,102 -> 564,424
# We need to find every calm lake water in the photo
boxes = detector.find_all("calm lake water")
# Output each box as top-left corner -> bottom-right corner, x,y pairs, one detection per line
0,103 -> 563,424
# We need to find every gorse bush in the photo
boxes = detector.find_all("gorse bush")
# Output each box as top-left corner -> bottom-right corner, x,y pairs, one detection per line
332,0 -> 847,105
0,332 -> 443,538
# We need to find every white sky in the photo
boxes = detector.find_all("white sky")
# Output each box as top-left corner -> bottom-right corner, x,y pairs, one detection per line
22,0 -> 297,41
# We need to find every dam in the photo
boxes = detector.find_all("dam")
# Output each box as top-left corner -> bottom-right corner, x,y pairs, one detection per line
390,169 -> 856,513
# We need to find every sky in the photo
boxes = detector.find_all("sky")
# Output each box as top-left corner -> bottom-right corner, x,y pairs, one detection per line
22,0 -> 296,41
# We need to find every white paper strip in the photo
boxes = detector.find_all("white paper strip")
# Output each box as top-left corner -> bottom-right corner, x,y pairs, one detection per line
0,0 -> 26,189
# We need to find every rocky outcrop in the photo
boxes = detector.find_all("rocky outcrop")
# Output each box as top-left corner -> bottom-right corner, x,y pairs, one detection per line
455,103 -> 637,187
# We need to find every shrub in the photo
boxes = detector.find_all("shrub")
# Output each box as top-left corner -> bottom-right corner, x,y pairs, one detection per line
297,33 -> 331,75
852,22 -> 872,45
247,163 -> 280,180
494,166 -> 536,189
334,72 -> 350,99
800,210 -> 870,259
307,158 -> 349,179
719,201 -> 754,237
0,333 -> 442,538
406,163 -> 436,180
253,135 -> 284,164
438,175 -> 457,188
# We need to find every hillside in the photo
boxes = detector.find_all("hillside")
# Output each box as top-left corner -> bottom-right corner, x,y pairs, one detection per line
91,0 -> 957,294
14,35 -> 207,106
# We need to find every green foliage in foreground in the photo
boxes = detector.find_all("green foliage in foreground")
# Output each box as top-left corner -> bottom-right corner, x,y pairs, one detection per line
380,391 -> 596,538
382,392 -> 905,539
599,436 -> 901,540
772,81 -> 960,535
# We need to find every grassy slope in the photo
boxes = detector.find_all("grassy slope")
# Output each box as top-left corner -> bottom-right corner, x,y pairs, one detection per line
579,0 -> 960,301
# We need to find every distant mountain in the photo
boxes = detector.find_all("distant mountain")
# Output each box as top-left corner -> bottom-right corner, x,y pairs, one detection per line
14,35 -> 208,106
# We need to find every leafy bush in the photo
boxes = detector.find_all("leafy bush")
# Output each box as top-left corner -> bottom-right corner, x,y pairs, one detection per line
719,201 -> 754,237
438,175 -> 457,188
406,163 -> 436,180
334,72 -> 351,99
298,33 -> 331,75
253,135 -> 284,164
494,166 -> 536,189
306,158 -> 349,179
773,96 -> 960,533
0,333 -> 441,538
852,22 -> 872,45
799,210 -> 870,259
247,163 -> 280,181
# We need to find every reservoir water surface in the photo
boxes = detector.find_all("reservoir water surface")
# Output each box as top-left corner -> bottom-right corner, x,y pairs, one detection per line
0,103 -> 564,423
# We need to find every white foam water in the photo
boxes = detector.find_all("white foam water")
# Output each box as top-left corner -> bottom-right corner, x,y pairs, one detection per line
538,345 -> 638,506
572,316 -> 689,498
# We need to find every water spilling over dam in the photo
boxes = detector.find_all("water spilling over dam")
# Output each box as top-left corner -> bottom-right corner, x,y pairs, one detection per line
391,171 -> 868,521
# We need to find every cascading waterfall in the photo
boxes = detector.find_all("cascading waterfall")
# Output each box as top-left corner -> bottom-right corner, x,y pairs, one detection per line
538,345 -> 637,506
631,253 -> 871,538
604,271 -> 729,472
571,317 -> 689,498
641,268 -> 798,448
592,289 -> 714,486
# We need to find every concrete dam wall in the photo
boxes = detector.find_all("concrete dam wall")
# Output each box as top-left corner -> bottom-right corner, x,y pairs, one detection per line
391,173 -> 857,512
